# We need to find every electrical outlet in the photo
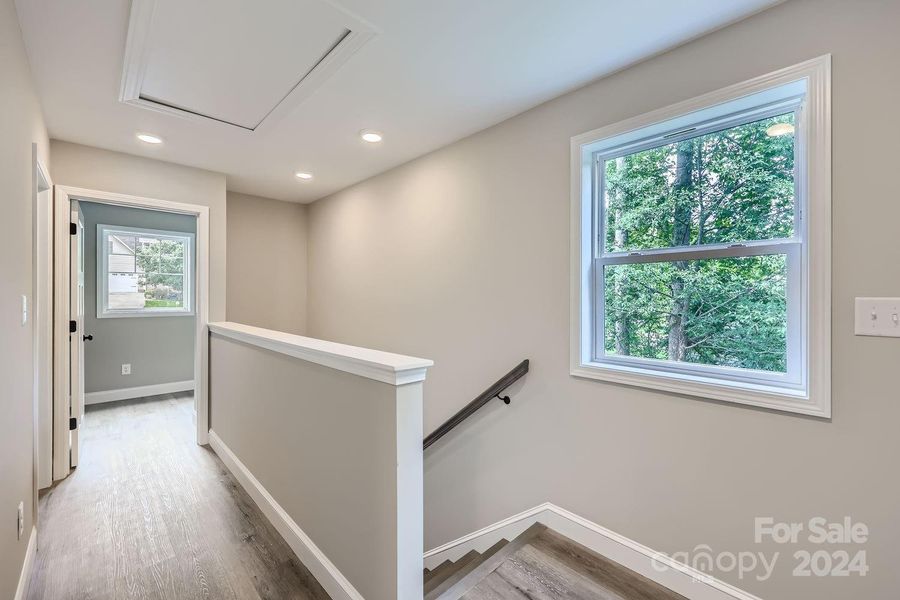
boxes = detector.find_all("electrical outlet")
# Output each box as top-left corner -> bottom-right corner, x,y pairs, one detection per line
121,363 -> 131,375
17,502 -> 23,540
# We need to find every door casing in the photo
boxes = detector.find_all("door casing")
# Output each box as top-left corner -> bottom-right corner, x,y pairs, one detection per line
52,186 -> 211,481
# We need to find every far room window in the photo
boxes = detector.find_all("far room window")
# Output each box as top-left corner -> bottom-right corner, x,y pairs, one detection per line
571,57 -> 831,417
98,224 -> 195,318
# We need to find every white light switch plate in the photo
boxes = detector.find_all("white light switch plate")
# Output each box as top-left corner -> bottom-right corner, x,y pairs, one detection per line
122,363 -> 131,375
855,297 -> 900,337
21,295 -> 27,326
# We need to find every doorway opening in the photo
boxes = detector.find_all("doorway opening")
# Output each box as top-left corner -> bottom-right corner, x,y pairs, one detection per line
49,186 -> 210,484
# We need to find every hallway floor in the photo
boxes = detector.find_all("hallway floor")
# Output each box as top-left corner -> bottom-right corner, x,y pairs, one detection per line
28,393 -> 330,600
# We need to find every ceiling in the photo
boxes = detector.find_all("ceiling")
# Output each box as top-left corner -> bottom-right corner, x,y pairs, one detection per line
15,0 -> 781,203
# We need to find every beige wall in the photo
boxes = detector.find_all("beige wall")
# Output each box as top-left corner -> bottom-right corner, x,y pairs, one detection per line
226,192 -> 307,334
0,0 -> 49,596
308,1 -> 900,597
49,141 -> 227,322
209,334 -> 420,600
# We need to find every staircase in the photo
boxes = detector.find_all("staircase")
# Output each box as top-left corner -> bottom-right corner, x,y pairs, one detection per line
423,523 -> 688,600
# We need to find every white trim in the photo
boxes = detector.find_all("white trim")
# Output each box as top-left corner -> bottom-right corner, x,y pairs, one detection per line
52,186 -> 72,480
119,0 -> 377,133
209,321 -> 433,386
14,526 -> 36,600
208,431 -> 364,600
84,380 -> 194,405
425,503 -> 762,600
32,149 -> 53,491
570,55 -> 831,418
54,186 -> 211,447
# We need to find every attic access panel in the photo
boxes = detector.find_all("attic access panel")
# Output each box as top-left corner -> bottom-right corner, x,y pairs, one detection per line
119,0 -> 375,132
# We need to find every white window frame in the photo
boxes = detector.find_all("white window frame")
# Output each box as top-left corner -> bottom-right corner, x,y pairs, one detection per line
570,56 -> 831,417
97,224 -> 195,318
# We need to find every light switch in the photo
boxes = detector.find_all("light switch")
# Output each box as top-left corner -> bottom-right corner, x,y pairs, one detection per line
855,297 -> 900,337
21,295 -> 27,326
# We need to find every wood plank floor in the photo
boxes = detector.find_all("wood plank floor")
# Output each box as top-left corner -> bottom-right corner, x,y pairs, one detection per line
28,393 -> 331,600
461,526 -> 688,600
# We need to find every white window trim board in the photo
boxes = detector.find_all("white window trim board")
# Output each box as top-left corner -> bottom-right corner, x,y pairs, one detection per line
569,55 -> 831,418
96,223 -> 196,318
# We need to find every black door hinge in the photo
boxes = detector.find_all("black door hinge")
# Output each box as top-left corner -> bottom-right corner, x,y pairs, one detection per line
70,222 -> 77,235
69,417 -> 77,431
69,320 -> 77,333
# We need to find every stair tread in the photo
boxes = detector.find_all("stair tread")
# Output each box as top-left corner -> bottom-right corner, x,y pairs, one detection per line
425,538 -> 509,600
424,550 -> 481,595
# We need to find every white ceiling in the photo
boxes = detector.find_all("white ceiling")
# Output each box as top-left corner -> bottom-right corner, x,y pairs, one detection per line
15,0 -> 781,203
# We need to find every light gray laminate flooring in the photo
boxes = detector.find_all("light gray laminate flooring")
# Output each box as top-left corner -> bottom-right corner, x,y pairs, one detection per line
28,393 -> 330,600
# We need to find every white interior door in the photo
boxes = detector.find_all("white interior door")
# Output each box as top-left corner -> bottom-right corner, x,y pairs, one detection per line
69,201 -> 85,467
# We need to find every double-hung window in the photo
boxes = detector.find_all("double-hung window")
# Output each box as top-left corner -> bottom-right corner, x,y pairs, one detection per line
98,224 -> 195,318
571,57 -> 831,416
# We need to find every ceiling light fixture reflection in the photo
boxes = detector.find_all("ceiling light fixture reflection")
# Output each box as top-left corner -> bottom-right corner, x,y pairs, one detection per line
295,172 -> 313,180
765,123 -> 794,137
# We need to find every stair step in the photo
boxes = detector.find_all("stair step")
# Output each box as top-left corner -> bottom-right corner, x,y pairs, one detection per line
425,538 -> 509,600
429,523 -> 547,600
424,560 -> 453,586
424,550 -> 481,595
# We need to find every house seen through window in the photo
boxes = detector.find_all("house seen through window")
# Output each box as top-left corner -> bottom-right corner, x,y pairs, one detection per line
98,225 -> 194,317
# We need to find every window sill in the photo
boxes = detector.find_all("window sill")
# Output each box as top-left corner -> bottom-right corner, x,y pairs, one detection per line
98,311 -> 195,319
571,361 -> 828,418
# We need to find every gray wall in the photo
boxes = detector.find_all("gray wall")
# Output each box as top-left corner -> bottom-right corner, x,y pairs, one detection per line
209,334 -> 415,600
80,202 -> 195,393
0,0 -> 49,595
226,192 -> 308,334
307,1 -> 900,597
49,141 -> 228,323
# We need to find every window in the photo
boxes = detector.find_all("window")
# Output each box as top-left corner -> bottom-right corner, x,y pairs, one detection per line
97,224 -> 195,318
571,57 -> 831,417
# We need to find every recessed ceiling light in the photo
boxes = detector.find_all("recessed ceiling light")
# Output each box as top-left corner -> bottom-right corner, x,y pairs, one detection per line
765,123 -> 794,137
295,172 -> 313,180
136,132 -> 163,144
360,129 -> 383,143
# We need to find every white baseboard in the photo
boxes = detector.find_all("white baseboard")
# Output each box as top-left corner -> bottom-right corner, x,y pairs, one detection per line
14,526 -> 36,600
84,380 -> 194,405
424,503 -> 763,600
208,430 -> 364,600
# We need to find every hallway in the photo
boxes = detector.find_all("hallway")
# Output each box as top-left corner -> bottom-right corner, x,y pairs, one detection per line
28,393 -> 330,600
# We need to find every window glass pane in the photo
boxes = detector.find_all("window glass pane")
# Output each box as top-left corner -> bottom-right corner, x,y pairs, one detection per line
603,113 -> 795,253
102,228 -> 192,314
109,234 -> 136,255
603,254 -> 787,373
157,239 -> 185,274
142,273 -> 184,308
108,272 -> 144,309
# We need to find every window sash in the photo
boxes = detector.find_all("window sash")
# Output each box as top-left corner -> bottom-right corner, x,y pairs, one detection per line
97,224 -> 195,318
594,101 -> 802,256
591,241 -> 803,389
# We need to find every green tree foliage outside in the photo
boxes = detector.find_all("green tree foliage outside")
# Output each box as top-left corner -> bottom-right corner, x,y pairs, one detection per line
602,113 -> 795,373
135,238 -> 186,308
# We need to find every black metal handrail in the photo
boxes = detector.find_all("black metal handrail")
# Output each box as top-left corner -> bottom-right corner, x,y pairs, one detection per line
423,359 -> 529,450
